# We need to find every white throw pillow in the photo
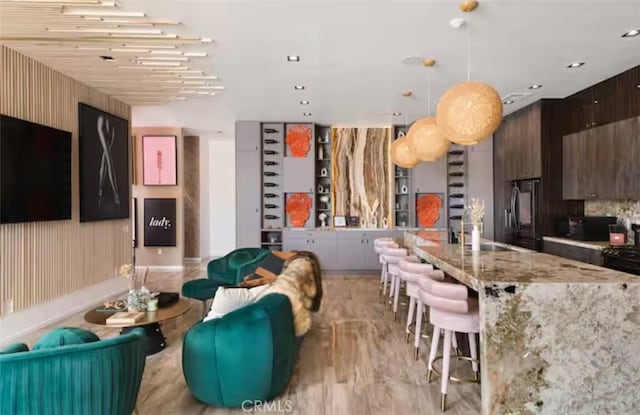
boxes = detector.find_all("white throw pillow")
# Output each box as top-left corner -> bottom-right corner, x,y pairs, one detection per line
203,285 -> 269,322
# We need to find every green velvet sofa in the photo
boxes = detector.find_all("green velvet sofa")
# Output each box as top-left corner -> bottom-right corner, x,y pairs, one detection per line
0,329 -> 146,415
182,293 -> 301,407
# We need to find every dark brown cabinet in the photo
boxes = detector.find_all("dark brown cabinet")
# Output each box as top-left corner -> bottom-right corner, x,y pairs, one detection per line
563,117 -> 640,200
565,65 -> 640,135
494,100 -> 583,243
494,102 -> 542,182
543,240 -> 603,266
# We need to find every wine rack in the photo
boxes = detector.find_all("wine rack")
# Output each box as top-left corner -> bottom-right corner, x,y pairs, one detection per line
446,144 -> 468,242
261,122 -> 284,251
315,125 -> 332,227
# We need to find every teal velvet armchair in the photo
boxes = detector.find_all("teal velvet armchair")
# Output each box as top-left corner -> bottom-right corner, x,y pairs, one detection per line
208,248 -> 270,285
0,329 -> 146,415
182,294 -> 301,407
182,248 -> 270,317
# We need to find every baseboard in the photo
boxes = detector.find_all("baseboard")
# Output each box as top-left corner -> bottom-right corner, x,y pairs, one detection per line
0,277 -> 128,346
145,265 -> 184,271
184,257 -> 202,263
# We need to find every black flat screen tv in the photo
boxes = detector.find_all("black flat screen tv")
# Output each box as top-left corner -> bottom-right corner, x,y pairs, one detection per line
0,114 -> 72,224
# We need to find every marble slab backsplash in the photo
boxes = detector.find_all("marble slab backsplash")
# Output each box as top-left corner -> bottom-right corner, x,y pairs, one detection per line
585,200 -> 640,243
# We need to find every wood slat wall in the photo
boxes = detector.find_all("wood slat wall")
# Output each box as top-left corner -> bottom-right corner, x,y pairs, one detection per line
0,46 -> 131,317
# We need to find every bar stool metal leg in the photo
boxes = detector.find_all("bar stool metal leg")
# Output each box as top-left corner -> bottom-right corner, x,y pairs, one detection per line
440,330 -> 453,412
427,325 -> 440,383
413,299 -> 424,360
405,296 -> 416,342
469,332 -> 479,381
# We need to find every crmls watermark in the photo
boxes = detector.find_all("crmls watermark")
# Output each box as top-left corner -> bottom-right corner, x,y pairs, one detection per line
241,400 -> 293,413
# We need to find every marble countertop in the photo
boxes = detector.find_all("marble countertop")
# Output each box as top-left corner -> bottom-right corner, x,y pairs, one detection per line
543,236 -> 611,250
406,234 -> 639,290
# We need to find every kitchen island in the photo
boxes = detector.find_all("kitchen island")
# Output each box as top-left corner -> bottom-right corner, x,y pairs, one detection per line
405,232 -> 640,415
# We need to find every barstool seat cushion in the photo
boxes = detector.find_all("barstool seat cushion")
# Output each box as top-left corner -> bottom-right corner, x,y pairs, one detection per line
430,302 -> 479,334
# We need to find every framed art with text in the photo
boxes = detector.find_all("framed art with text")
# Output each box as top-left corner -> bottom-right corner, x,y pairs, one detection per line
144,198 -> 176,247
142,135 -> 177,186
78,103 -> 130,222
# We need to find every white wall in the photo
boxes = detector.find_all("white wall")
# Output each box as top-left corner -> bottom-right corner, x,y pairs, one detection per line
208,137 -> 237,256
132,103 -> 237,261
467,137 -> 495,239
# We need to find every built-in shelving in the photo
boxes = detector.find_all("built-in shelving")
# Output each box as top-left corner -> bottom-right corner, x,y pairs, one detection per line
393,125 -> 413,228
315,125 -> 332,228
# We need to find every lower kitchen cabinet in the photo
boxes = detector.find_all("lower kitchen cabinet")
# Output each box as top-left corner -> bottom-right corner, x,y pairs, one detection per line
282,230 -> 403,271
543,239 -> 603,266
309,238 -> 339,271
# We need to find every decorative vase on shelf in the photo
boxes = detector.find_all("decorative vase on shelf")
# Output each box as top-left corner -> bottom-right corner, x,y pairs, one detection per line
471,224 -> 481,252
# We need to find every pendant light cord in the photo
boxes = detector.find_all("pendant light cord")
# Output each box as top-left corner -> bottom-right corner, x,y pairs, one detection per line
427,78 -> 431,115
466,21 -> 471,81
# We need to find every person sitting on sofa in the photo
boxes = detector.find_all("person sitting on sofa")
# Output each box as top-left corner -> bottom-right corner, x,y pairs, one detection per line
202,250 -> 322,336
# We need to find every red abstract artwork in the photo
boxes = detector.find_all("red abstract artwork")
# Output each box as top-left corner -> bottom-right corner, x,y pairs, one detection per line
286,193 -> 312,227
416,194 -> 442,227
285,125 -> 312,158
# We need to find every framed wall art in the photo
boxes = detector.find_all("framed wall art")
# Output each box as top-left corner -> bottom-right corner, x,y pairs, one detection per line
78,103 -> 130,222
142,135 -> 177,186
144,198 -> 176,247
333,215 -> 346,227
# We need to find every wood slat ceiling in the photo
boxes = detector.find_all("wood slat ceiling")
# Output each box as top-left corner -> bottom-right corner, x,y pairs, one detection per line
0,1 -> 218,106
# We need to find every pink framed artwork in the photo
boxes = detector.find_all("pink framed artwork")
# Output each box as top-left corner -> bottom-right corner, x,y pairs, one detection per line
142,135 -> 177,186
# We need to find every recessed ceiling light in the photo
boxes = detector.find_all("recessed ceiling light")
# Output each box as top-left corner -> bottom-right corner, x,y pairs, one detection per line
637,84 -> 640,88
393,112 -> 402,116
300,100 -> 309,105
303,112 -> 312,116
622,29 -> 640,38
99,55 -> 114,61
287,55 -> 300,62
567,62 -> 585,68
294,85 -> 305,90
529,84 -> 543,89
503,100 -> 514,105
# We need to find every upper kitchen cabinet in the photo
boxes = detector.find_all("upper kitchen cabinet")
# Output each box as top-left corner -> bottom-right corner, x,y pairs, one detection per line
236,121 -> 261,152
493,101 -> 542,182
563,116 -> 640,200
616,65 -> 640,121
565,88 -> 594,134
565,65 -> 640,135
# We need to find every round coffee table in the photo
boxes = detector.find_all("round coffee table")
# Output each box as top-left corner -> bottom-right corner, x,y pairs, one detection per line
84,298 -> 191,356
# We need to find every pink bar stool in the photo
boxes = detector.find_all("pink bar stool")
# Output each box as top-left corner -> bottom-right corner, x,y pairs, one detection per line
380,247 -> 409,314
398,259 -> 444,359
391,255 -> 418,320
374,238 -> 398,296
418,278 -> 480,412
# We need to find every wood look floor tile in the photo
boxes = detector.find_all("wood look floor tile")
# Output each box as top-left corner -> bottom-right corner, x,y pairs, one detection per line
11,265 -> 480,414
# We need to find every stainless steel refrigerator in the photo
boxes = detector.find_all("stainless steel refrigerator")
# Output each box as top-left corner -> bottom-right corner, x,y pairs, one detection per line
505,178 -> 541,250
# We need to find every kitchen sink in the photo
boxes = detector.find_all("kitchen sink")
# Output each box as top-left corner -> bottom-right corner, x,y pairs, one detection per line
465,244 -> 512,252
